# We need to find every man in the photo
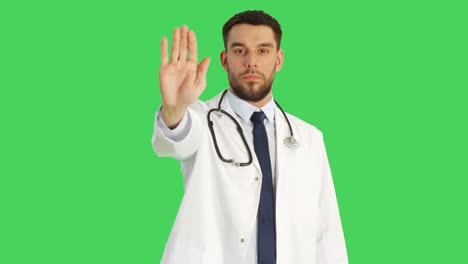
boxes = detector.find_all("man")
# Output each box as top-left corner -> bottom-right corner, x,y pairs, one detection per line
152,10 -> 348,264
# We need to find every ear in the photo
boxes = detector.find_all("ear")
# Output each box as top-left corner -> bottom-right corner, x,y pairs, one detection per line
275,48 -> 284,72
220,50 -> 228,71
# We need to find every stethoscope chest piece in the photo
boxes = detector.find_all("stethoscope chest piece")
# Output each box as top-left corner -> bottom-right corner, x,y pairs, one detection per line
284,136 -> 300,149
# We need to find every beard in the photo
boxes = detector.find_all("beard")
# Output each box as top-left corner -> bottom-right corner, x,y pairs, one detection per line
228,65 -> 276,103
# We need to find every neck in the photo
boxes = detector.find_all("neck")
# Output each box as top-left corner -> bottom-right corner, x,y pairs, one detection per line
228,88 -> 272,108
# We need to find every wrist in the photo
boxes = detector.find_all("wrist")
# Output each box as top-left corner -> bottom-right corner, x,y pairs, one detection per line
161,104 -> 187,129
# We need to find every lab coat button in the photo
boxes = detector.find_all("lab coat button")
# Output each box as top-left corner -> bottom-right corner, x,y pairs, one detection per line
240,238 -> 245,243
255,177 -> 259,181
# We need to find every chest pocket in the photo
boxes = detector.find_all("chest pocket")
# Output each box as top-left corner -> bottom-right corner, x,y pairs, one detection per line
209,115 -> 259,185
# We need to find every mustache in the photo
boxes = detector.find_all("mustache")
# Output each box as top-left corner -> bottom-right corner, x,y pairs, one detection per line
240,69 -> 264,78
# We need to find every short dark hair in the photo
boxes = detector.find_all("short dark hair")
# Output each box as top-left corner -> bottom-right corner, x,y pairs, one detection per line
222,10 -> 282,50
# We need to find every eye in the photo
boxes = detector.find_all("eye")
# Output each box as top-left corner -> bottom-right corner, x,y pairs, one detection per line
259,49 -> 270,54
234,49 -> 246,54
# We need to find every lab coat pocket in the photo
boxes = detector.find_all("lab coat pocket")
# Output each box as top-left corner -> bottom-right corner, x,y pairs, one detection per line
219,158 -> 258,186
214,135 -> 257,185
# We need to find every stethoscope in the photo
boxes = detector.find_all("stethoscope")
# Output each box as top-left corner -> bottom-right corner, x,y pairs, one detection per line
207,89 -> 300,167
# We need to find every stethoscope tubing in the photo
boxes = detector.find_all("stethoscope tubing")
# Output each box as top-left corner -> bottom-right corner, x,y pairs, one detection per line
207,89 -> 298,166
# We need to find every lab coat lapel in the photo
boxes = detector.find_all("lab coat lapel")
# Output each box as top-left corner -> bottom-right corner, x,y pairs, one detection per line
274,106 -> 294,191
274,106 -> 298,263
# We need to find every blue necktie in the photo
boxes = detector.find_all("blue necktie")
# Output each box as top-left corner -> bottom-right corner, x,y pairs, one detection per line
251,111 -> 276,264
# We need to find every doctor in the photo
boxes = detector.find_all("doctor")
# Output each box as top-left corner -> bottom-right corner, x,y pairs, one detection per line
152,10 -> 348,264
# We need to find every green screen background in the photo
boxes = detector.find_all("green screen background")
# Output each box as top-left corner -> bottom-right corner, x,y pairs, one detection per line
1,0 -> 467,263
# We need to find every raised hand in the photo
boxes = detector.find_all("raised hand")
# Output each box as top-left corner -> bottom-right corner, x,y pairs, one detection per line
159,25 -> 211,128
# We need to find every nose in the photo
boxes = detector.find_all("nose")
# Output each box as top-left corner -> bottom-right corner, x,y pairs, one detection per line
244,53 -> 257,68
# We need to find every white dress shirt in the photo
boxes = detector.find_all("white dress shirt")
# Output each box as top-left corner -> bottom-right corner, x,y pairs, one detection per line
157,89 -> 277,264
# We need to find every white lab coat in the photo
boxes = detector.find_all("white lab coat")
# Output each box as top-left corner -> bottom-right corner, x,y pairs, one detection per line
152,91 -> 348,264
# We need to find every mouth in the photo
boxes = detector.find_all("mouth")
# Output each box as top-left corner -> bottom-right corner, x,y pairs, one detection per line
242,74 -> 261,81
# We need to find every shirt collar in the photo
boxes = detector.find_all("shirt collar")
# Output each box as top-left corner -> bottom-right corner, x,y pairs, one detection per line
226,89 -> 275,123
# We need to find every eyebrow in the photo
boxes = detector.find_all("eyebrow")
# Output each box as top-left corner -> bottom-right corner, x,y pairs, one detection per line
230,42 -> 275,48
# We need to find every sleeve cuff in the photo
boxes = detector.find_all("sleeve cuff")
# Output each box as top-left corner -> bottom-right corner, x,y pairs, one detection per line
156,105 -> 192,142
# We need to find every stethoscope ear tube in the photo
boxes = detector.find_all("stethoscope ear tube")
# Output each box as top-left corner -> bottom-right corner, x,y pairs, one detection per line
207,97 -> 253,166
207,109 -> 233,164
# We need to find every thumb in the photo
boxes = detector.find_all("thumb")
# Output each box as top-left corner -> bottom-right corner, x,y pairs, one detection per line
195,57 -> 211,88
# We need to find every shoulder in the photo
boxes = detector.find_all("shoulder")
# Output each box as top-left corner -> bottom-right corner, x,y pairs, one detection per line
282,112 -> 330,160
284,111 -> 324,138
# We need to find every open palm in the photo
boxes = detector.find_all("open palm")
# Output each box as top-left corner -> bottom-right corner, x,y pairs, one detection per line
159,25 -> 211,110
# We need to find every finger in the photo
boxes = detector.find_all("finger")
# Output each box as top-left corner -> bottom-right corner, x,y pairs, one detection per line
195,57 -> 211,91
160,37 -> 168,65
188,30 -> 198,63
170,27 -> 180,63
179,25 -> 188,61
